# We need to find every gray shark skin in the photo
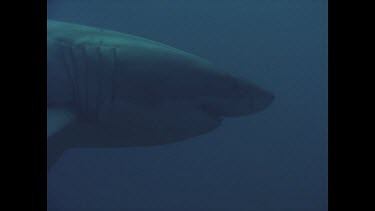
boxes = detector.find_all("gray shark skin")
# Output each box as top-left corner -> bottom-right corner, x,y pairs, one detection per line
47,19 -> 274,170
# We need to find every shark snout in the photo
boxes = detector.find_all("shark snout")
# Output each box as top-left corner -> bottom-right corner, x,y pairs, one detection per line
249,89 -> 274,113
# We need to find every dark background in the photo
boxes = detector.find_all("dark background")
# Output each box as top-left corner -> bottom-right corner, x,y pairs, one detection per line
47,0 -> 328,210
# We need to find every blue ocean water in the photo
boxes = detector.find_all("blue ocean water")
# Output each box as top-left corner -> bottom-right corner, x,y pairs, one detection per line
47,0 -> 328,210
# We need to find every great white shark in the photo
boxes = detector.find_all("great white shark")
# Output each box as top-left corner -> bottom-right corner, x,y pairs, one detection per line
47,19 -> 274,170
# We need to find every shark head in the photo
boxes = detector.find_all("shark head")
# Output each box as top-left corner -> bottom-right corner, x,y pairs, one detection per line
101,40 -> 275,123
191,72 -> 274,118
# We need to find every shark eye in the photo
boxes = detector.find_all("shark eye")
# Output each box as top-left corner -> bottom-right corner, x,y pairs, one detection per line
226,77 -> 249,98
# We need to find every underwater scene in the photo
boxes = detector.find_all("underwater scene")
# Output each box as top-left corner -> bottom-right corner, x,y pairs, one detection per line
47,0 -> 328,210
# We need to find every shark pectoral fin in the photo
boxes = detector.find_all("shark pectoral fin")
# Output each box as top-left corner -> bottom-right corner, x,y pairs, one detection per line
47,108 -> 76,171
47,108 -> 76,138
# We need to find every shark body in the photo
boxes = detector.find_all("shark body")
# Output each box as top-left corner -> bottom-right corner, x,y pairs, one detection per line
47,19 -> 274,170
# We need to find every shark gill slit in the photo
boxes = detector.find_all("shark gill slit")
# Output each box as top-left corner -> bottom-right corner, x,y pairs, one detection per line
91,46 -> 99,120
74,44 -> 90,119
80,45 -> 95,120
95,46 -> 103,121
110,47 -> 118,116
60,46 -> 78,110
67,46 -> 82,114
98,46 -> 116,122
80,45 -> 90,118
